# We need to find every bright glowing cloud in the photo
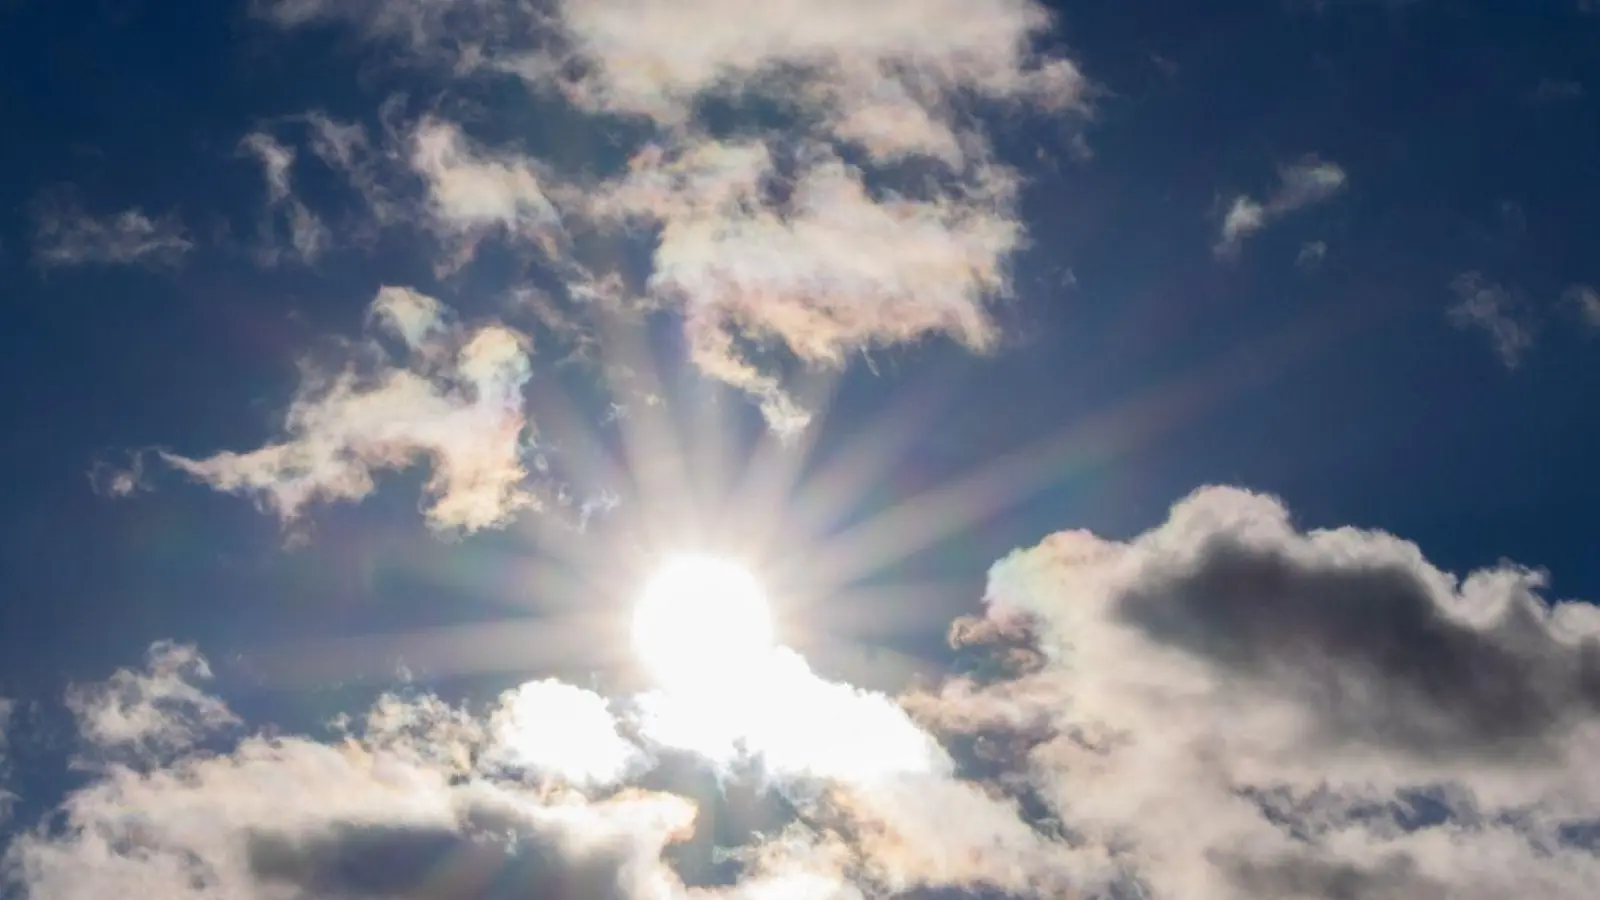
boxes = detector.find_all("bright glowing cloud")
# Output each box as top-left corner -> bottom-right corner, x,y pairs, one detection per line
254,0 -> 1088,432
160,286 -> 540,533
484,679 -> 644,788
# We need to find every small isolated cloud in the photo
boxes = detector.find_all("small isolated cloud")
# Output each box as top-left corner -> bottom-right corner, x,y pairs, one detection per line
1215,156 -> 1347,258
64,641 -> 239,764
87,451 -> 150,498
1449,271 -> 1536,368
1534,78 -> 1585,103
1563,283 -> 1600,329
1296,239 -> 1328,269
160,286 -> 539,533
31,190 -> 193,269
258,0 -> 1089,434
240,131 -> 332,265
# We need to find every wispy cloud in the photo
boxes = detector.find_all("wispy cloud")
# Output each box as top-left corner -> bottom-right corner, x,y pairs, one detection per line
1533,77 -> 1585,103
160,287 -> 540,534
240,131 -> 332,265
1564,283 -> 1600,329
64,641 -> 238,764
1215,156 -> 1347,258
1449,271 -> 1536,368
31,190 -> 194,269
1296,239 -> 1328,269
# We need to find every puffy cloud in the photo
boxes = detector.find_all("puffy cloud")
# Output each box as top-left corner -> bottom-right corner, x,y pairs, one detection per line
256,0 -> 1087,433
1449,271 -> 1536,368
914,485 -> 1600,899
1215,156 -> 1347,257
64,641 -> 239,763
240,131 -> 333,265
161,286 -> 540,533
31,191 -> 194,269
5,650 -> 697,900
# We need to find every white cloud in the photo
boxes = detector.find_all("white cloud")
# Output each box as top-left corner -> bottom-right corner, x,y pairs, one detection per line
408,117 -> 568,267
160,286 -> 540,533
64,641 -> 239,763
911,485 -> 1600,899
1215,156 -> 1347,257
1449,271 -> 1536,368
240,130 -> 332,265
11,493 -> 1600,897
256,0 -> 1087,433
31,192 -> 194,269
1564,283 -> 1600,329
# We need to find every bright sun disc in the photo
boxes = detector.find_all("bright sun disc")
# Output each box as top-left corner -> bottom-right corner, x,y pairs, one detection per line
632,554 -> 774,691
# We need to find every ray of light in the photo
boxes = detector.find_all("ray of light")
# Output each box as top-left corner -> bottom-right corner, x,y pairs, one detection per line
799,311 -> 1356,593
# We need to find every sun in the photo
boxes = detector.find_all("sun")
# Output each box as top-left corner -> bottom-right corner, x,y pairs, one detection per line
631,554 -> 774,691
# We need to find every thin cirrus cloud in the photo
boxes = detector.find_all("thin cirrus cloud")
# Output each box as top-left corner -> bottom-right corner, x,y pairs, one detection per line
1214,156 -> 1347,258
160,286 -> 540,534
239,131 -> 333,266
252,0 -> 1089,434
1448,271 -> 1536,369
1564,283 -> 1600,329
9,487 -> 1600,897
30,190 -> 194,269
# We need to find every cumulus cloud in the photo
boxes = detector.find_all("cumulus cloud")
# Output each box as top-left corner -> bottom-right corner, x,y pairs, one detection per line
6,651 -> 698,900
160,286 -> 540,533
12,491 -> 1600,897
240,131 -> 332,265
31,191 -> 194,269
63,641 -> 239,763
1215,156 -> 1347,258
912,485 -> 1600,899
256,0 -> 1088,433
1449,271 -> 1536,368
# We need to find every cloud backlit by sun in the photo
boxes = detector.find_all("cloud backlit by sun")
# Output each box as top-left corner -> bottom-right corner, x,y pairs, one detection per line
13,487 -> 1600,898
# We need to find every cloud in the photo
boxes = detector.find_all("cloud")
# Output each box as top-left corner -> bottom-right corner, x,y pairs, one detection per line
1564,283 -> 1600,329
160,286 -> 540,533
240,131 -> 333,265
1533,78 -> 1585,103
31,191 -> 194,269
12,491 -> 1600,897
407,117 -> 568,269
1448,271 -> 1535,368
87,451 -> 150,498
256,0 -> 1088,433
0,698 -> 13,823
6,650 -> 698,900
1215,156 -> 1347,258
63,641 -> 239,764
1297,239 -> 1328,269
913,485 -> 1600,899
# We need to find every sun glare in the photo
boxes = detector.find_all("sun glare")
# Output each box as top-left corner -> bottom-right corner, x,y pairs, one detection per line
632,554 -> 774,691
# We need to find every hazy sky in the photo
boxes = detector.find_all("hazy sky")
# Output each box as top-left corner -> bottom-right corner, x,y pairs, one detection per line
2,2 -> 1599,898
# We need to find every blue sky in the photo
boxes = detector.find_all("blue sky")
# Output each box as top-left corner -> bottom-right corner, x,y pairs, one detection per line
2,1 -> 1600,897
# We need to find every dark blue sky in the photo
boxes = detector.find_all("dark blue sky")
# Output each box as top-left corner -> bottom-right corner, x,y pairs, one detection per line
2,0 -> 1599,858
